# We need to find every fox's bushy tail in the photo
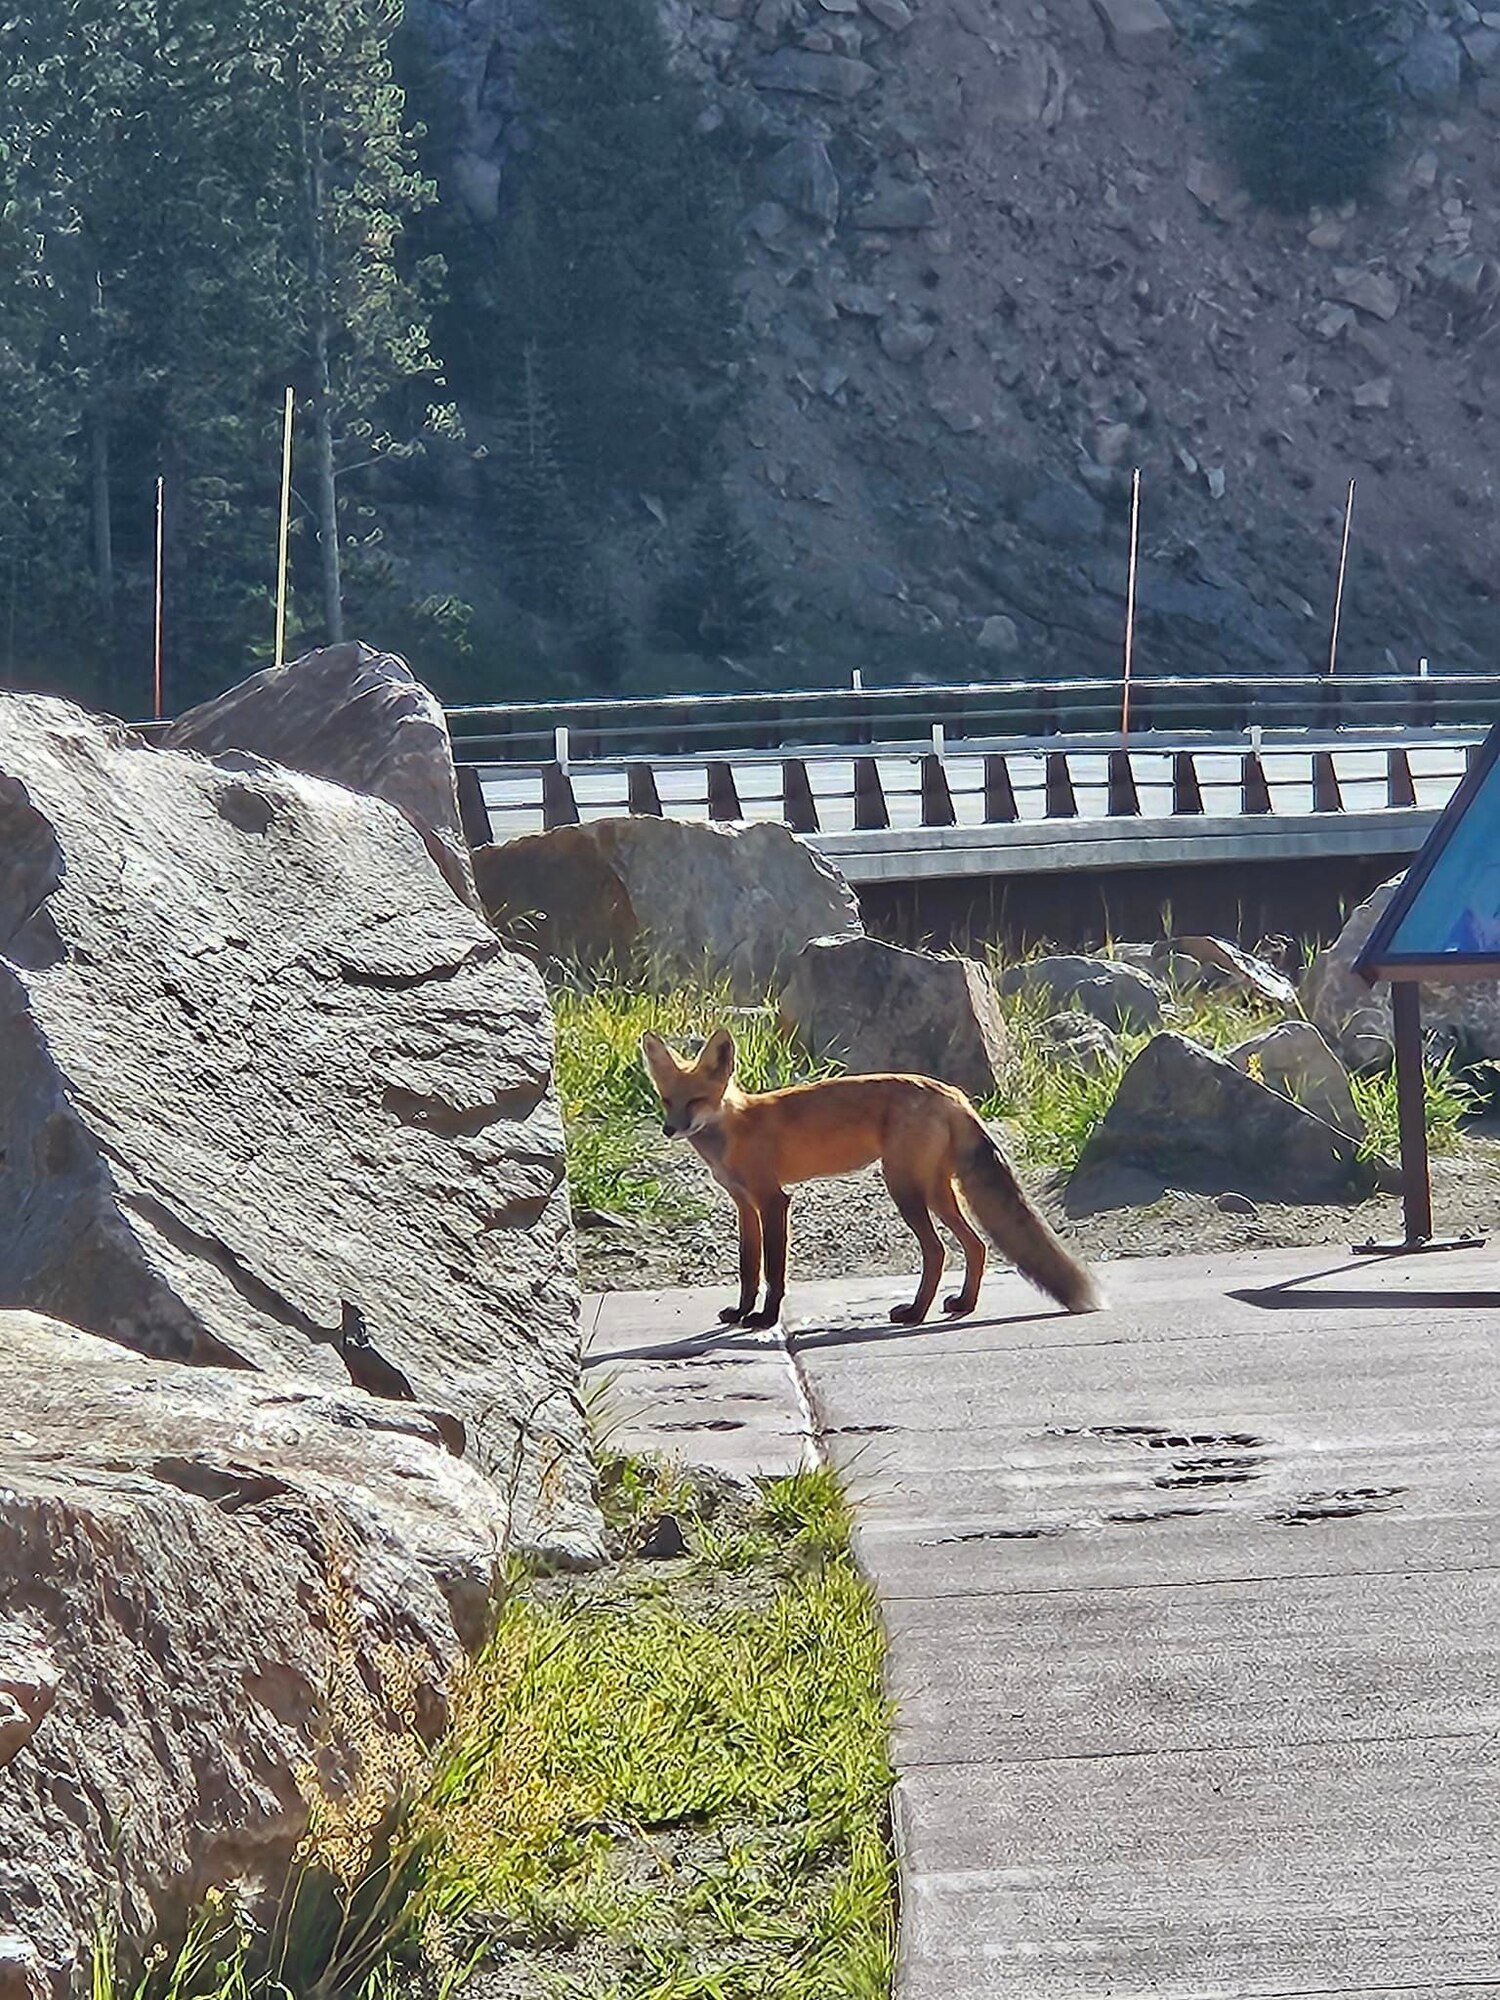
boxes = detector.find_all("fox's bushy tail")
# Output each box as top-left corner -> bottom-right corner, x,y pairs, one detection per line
954,1129 -> 1103,1315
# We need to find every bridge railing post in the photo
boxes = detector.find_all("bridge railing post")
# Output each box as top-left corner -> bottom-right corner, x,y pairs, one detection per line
541,762 -> 580,827
782,759 -> 819,834
920,754 -> 957,827
1045,751 -> 1077,818
707,761 -> 743,821
455,766 -> 493,848
1312,751 -> 1343,812
854,757 -> 890,830
1107,750 -> 1139,817
1172,752 -> 1203,815
983,755 -> 1018,823
628,764 -> 664,816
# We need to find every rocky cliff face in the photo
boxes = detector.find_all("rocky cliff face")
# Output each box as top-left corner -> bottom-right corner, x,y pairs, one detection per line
412,0 -> 1500,681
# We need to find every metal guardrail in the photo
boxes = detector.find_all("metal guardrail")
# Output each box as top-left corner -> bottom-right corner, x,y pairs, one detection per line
446,673 -> 1500,765
462,735 -> 1480,882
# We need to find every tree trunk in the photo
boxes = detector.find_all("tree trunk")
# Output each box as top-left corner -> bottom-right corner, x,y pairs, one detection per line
311,313 -> 343,644
299,81 -> 343,644
89,410 -> 118,711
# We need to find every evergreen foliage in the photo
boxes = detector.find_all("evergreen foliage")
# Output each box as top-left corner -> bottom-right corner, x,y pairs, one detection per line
656,493 -> 774,657
491,347 -> 583,616
1225,0 -> 1401,212
0,0 -> 444,705
436,0 -> 743,503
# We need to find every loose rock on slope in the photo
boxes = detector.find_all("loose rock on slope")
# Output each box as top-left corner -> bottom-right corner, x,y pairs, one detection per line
0,1312 -> 521,1989
474,814 -> 862,997
0,694 -> 597,1560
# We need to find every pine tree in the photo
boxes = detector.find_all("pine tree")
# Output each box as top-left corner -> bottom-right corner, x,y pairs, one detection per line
264,0 -> 447,645
656,495 -> 773,657
435,0 -> 742,504
492,347 -> 584,615
1226,0 -> 1400,212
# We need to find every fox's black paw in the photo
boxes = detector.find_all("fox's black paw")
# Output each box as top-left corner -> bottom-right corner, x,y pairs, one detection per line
943,1293 -> 978,1318
718,1304 -> 752,1325
743,1306 -> 782,1330
889,1302 -> 929,1325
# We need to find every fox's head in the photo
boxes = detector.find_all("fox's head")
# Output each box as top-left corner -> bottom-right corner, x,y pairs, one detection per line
640,1028 -> 736,1139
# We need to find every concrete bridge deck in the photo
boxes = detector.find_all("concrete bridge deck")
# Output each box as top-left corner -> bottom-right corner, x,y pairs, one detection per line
588,1247 -> 1500,1999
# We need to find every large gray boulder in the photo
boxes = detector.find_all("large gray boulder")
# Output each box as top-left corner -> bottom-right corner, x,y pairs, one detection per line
1074,1033 -> 1367,1199
780,936 -> 1009,1101
0,694 -> 596,1560
1000,954 -> 1165,1031
0,1312 -> 519,1991
165,641 -> 479,911
1228,1021 -> 1365,1141
475,816 -> 861,999
1304,875 -> 1500,1068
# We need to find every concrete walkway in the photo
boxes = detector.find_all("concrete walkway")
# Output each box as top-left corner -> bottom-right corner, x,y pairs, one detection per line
586,1246 -> 1500,1998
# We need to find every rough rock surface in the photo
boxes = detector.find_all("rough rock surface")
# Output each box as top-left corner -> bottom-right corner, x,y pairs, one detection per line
0,1312 -> 521,1991
165,641 -> 479,911
474,815 -> 861,996
1228,1021 -> 1365,1140
1304,875 -> 1500,1066
1073,1032 -> 1367,1199
0,694 -> 597,1559
999,955 -> 1165,1030
780,935 -> 1009,1099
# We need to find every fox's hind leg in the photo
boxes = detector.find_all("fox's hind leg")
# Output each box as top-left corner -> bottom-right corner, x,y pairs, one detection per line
720,1195 -> 764,1324
930,1177 -> 987,1316
882,1169 -> 945,1324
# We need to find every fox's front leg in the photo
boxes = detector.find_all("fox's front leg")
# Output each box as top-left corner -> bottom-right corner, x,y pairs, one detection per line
720,1195 -> 764,1325
744,1188 -> 790,1329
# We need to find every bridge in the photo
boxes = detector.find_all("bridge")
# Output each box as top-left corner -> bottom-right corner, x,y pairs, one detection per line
451,674 -> 1496,945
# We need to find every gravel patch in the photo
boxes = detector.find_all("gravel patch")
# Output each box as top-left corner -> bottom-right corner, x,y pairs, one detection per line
577,1135 -> 1500,1297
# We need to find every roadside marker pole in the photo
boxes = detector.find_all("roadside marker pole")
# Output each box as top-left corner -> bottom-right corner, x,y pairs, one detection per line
1121,467 -> 1141,740
152,475 -> 165,720
275,387 -> 295,669
1328,477 -> 1356,677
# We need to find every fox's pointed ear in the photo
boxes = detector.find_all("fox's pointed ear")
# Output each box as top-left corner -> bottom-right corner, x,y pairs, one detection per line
640,1032 -> 680,1089
701,1027 -> 736,1082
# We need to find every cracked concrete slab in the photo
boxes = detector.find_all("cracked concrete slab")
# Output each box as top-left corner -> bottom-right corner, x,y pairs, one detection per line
785,1244 -> 1500,1998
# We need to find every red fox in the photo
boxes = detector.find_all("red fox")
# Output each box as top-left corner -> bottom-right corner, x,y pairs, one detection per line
641,1028 -> 1102,1328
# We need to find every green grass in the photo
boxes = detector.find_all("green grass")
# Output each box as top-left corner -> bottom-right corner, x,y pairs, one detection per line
1349,1052 -> 1478,1163
94,1464 -> 895,2000
553,953 -> 1483,1203
982,956 -> 1286,1172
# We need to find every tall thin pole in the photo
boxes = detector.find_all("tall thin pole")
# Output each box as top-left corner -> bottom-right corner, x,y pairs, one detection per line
1328,477 -> 1356,678
152,475 -> 165,720
275,386 -> 295,669
1121,467 -> 1142,740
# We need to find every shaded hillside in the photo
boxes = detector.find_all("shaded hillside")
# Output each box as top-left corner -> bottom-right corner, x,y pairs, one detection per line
410,0 -> 1500,690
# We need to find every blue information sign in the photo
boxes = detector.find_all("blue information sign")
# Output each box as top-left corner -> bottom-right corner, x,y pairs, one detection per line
1356,722 -> 1500,977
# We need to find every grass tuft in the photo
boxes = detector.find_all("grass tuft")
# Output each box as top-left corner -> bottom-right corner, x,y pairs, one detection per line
93,1461 -> 895,2000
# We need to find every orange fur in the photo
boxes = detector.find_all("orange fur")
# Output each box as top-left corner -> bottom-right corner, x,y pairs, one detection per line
641,1027 -> 1102,1328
